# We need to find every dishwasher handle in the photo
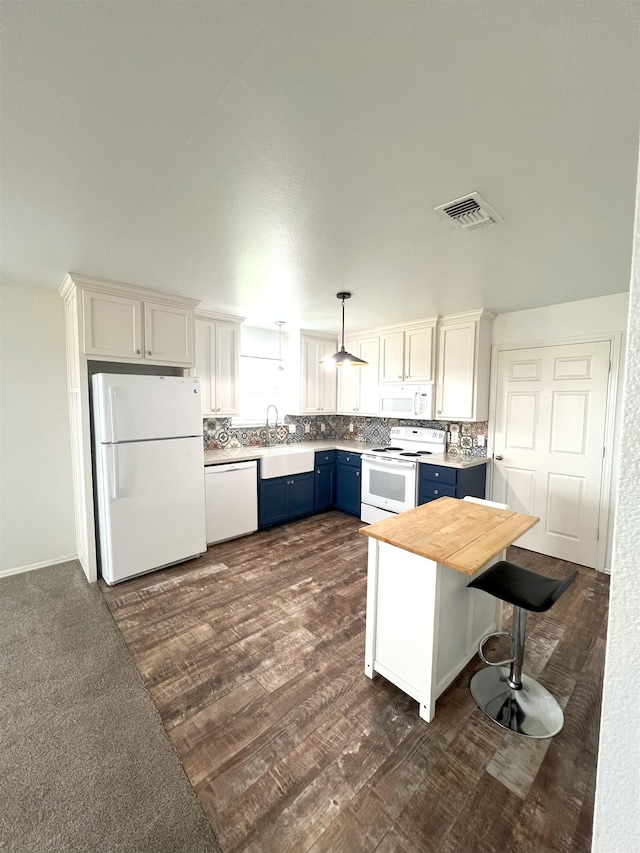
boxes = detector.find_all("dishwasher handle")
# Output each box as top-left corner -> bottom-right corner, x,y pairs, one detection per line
205,460 -> 258,474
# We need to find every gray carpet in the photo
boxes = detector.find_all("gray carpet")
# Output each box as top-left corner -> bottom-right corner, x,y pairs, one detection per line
0,561 -> 222,853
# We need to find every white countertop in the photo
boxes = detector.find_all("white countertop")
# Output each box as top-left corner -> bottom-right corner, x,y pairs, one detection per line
203,440 -> 488,469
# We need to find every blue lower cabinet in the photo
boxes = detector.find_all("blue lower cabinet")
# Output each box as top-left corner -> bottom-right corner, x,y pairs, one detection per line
418,462 -> 487,506
335,452 -> 362,517
259,472 -> 315,528
258,477 -> 290,527
314,464 -> 335,511
289,472 -> 315,517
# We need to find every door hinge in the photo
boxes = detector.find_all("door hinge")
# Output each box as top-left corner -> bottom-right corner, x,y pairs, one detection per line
609,361 -> 612,373
596,527 -> 600,541
603,445 -> 606,458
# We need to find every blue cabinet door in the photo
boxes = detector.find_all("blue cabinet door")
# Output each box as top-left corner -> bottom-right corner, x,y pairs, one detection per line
335,465 -> 361,516
314,464 -> 335,511
259,477 -> 289,527
289,472 -> 315,518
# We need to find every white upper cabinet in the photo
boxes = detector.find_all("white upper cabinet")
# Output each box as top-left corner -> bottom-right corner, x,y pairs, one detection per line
77,277 -> 197,366
380,321 -> 436,383
286,331 -> 337,415
194,313 -> 242,416
143,301 -> 194,365
82,290 -> 143,359
435,310 -> 495,421
337,336 -> 380,414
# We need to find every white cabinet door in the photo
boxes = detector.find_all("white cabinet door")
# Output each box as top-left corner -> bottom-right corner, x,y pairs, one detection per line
358,336 -> 381,414
405,325 -> 434,382
436,321 -> 476,420
144,301 -> 193,365
195,321 -> 215,415
435,312 -> 493,421
337,338 -> 360,414
380,324 -> 434,383
336,336 -> 379,414
213,321 -> 240,415
82,290 -> 143,358
380,331 -> 405,382
194,318 -> 240,416
302,336 -> 336,413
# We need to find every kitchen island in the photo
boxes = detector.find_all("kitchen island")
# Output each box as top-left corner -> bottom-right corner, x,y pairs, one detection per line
360,496 -> 538,722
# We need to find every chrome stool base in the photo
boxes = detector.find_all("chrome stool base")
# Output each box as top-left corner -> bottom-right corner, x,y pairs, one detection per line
470,666 -> 564,739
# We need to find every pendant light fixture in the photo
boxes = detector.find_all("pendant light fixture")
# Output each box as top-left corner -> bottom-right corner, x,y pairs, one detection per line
321,292 -> 368,367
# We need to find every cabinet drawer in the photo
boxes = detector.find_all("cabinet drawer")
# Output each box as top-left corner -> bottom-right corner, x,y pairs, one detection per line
336,450 -> 361,468
315,450 -> 336,465
419,483 -> 457,502
420,464 -> 457,486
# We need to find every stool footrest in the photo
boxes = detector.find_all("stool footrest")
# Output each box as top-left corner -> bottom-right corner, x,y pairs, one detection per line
478,631 -> 514,667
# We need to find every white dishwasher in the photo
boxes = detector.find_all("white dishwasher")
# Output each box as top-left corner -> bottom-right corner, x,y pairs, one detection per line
205,460 -> 258,545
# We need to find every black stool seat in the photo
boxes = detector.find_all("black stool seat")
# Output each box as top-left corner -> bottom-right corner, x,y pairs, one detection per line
468,560 -> 578,613
467,559 -> 578,738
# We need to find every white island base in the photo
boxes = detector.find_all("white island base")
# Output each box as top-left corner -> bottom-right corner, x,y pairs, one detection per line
364,537 -> 503,723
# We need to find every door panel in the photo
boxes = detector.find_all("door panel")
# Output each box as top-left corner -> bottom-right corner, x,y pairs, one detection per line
492,340 -> 610,568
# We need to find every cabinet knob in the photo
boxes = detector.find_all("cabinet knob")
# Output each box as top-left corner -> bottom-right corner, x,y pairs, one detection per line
356,471 -> 360,477
434,488 -> 439,495
317,469 -> 320,474
437,410 -> 441,414
136,349 -> 141,355
147,350 -> 152,356
434,472 -> 439,478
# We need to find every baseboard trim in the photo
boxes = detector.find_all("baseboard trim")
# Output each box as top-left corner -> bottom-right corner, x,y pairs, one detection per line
0,554 -> 79,580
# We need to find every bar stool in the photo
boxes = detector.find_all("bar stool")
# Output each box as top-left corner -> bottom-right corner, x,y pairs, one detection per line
467,560 -> 578,738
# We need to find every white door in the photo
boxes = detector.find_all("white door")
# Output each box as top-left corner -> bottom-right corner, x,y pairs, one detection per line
97,436 -> 206,583
491,341 -> 611,568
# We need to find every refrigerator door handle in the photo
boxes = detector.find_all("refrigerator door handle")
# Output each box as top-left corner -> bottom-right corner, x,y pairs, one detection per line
110,445 -> 120,501
108,386 -> 118,444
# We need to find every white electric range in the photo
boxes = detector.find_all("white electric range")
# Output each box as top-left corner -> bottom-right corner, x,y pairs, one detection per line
360,426 -> 447,523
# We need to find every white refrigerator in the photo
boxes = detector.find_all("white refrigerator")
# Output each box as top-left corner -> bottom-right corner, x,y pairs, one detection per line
92,373 -> 207,585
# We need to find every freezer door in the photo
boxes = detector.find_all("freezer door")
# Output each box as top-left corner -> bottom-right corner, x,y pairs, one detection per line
95,436 -> 206,584
93,373 -> 203,443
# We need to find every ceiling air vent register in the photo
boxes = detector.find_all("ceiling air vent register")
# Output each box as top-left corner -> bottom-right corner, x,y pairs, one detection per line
434,191 -> 503,232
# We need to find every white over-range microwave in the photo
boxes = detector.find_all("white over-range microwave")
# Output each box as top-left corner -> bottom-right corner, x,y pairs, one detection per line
379,383 -> 435,420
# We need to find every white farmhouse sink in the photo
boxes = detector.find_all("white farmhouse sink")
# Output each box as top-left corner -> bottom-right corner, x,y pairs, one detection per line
259,446 -> 315,479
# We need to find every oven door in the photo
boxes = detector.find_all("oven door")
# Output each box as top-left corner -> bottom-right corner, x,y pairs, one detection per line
360,455 -> 417,517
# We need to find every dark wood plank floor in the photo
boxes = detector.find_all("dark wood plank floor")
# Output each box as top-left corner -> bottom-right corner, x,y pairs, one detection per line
101,510 -> 609,853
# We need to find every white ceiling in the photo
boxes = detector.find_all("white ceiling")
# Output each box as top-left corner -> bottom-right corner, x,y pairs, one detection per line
2,1 -> 639,334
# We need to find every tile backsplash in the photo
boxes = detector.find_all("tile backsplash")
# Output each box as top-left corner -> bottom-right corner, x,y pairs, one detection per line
204,415 -> 488,457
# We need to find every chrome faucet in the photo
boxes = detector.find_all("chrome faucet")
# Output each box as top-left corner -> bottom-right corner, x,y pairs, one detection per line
265,404 -> 279,446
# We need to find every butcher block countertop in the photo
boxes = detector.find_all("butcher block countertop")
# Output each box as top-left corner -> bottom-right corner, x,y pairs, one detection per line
359,497 -> 539,576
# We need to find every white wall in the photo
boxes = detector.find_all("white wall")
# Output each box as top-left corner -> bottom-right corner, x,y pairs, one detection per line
0,284 -> 76,574
592,171 -> 640,851
492,292 -> 629,570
